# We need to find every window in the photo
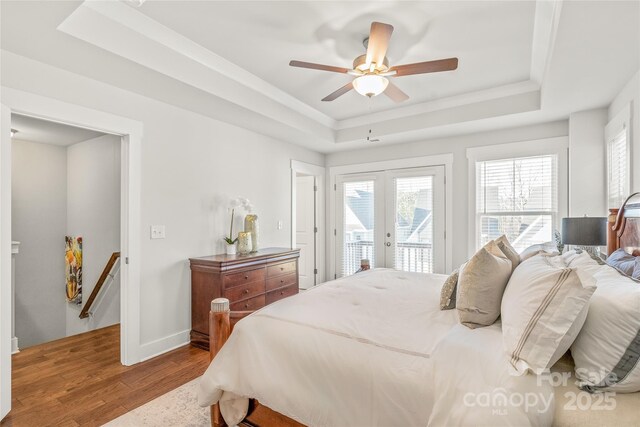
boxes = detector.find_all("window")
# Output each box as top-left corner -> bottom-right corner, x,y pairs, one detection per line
475,154 -> 558,252
606,106 -> 631,209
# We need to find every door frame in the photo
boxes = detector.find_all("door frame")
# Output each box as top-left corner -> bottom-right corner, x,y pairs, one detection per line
328,154 -> 453,280
291,160 -> 325,285
1,87 -> 143,419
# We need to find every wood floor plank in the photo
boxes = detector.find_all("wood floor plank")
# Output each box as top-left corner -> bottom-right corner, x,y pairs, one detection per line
1,324 -> 209,427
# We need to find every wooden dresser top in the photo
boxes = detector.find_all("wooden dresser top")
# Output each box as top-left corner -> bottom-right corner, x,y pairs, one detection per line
189,247 -> 300,269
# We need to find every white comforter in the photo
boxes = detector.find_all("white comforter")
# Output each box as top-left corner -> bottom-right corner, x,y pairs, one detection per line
198,269 -> 554,427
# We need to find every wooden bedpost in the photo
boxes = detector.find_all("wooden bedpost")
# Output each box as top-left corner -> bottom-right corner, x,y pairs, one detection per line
608,208 -> 619,256
210,298 -> 231,427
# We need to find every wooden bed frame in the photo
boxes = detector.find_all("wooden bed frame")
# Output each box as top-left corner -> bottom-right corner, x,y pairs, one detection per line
208,305 -> 303,427
207,194 -> 640,427
608,192 -> 640,256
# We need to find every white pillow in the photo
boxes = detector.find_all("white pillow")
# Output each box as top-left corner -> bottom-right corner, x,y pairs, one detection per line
571,266 -> 640,393
561,250 -> 602,276
519,241 -> 559,262
501,254 -> 596,375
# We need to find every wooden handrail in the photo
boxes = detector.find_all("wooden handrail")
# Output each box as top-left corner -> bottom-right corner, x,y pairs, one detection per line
79,252 -> 120,319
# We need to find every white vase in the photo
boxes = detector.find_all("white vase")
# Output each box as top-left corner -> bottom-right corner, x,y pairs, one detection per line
225,243 -> 237,255
244,214 -> 259,252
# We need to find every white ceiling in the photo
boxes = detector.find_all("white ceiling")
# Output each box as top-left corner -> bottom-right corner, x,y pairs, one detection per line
11,114 -> 106,146
138,1 -> 536,121
0,1 -> 638,153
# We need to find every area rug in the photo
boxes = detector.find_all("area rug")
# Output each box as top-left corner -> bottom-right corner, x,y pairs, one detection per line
104,379 -> 209,426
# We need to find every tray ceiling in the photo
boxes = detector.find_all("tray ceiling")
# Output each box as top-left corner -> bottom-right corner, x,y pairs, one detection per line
1,0 -> 638,152
138,1 -> 536,121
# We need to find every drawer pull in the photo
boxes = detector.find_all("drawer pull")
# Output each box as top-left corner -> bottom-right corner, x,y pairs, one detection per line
280,291 -> 284,295
243,289 -> 249,294
244,275 -> 249,279
280,267 -> 284,271
280,279 -> 284,283
244,303 -> 249,308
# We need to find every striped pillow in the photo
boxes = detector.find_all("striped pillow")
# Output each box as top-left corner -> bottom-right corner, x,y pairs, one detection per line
501,254 -> 596,375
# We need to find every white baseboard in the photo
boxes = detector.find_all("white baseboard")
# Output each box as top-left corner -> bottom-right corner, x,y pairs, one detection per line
11,337 -> 19,354
139,329 -> 190,362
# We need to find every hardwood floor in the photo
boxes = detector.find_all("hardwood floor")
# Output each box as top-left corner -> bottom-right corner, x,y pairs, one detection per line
1,324 -> 210,427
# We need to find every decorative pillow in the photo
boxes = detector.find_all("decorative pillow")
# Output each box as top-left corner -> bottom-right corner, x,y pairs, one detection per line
501,254 -> 596,375
456,241 -> 512,329
496,235 -> 520,272
607,248 -> 637,276
519,241 -> 560,262
571,266 -> 640,393
440,268 -> 460,310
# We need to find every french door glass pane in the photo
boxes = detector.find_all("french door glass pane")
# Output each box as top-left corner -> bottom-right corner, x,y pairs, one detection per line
394,176 -> 433,273
478,214 -> 553,252
343,180 -> 375,276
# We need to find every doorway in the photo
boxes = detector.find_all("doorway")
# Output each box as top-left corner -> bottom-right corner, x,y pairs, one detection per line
296,174 -> 316,289
291,160 -> 325,288
1,88 -> 142,420
335,166 -> 446,277
10,114 -> 122,350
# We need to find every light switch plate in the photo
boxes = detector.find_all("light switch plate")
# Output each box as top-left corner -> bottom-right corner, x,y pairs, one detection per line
150,225 -> 166,239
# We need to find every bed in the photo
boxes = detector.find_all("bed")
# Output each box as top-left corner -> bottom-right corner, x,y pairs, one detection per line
198,194 -> 640,427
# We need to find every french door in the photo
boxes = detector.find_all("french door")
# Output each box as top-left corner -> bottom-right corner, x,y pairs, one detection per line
336,166 -> 445,277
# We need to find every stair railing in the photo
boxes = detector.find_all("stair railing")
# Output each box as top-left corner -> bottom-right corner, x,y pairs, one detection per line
79,252 -> 121,319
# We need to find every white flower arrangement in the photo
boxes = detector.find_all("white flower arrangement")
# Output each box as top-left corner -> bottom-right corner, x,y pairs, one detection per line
224,197 -> 253,245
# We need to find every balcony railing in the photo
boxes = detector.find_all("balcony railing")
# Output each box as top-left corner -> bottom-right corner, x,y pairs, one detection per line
343,240 -> 433,276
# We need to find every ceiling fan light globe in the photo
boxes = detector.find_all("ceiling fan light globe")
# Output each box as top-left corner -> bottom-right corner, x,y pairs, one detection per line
353,75 -> 389,97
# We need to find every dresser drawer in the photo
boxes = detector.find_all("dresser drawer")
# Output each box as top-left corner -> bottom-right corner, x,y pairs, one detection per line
266,272 -> 297,292
267,260 -> 296,277
223,280 -> 265,302
265,283 -> 298,305
230,294 -> 265,311
223,268 -> 265,289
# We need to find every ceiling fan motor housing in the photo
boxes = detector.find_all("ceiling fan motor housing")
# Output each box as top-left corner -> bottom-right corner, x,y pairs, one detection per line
353,54 -> 389,73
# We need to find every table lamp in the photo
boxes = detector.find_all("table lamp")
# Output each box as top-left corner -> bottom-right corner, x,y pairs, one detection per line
561,216 -> 607,258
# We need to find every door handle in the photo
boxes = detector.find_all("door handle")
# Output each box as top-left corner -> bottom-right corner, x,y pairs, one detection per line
385,242 -> 391,247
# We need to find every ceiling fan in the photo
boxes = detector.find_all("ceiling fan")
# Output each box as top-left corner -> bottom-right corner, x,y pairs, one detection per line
289,22 -> 458,103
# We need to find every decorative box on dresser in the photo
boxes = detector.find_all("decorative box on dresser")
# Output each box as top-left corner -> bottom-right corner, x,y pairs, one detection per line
189,247 -> 300,350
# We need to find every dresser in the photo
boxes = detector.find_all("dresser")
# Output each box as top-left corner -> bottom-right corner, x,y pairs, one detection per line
189,247 -> 300,350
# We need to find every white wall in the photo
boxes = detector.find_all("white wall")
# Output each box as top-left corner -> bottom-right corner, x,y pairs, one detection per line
11,139 -> 67,348
66,134 -> 121,336
609,70 -> 640,192
326,121 -> 569,269
568,108 -> 608,216
1,51 -> 324,357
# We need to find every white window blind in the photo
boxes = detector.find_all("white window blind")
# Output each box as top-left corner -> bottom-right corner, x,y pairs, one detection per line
607,127 -> 629,209
476,155 -> 557,252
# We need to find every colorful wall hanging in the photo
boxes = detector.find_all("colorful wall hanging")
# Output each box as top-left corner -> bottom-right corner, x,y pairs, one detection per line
65,236 -> 83,305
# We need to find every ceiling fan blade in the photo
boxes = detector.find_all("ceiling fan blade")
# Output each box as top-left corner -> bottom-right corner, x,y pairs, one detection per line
322,82 -> 354,102
365,22 -> 394,69
289,60 -> 350,74
384,81 -> 409,103
390,57 -> 459,77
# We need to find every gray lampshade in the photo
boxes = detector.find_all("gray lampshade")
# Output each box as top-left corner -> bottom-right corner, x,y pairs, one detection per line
561,217 -> 607,246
